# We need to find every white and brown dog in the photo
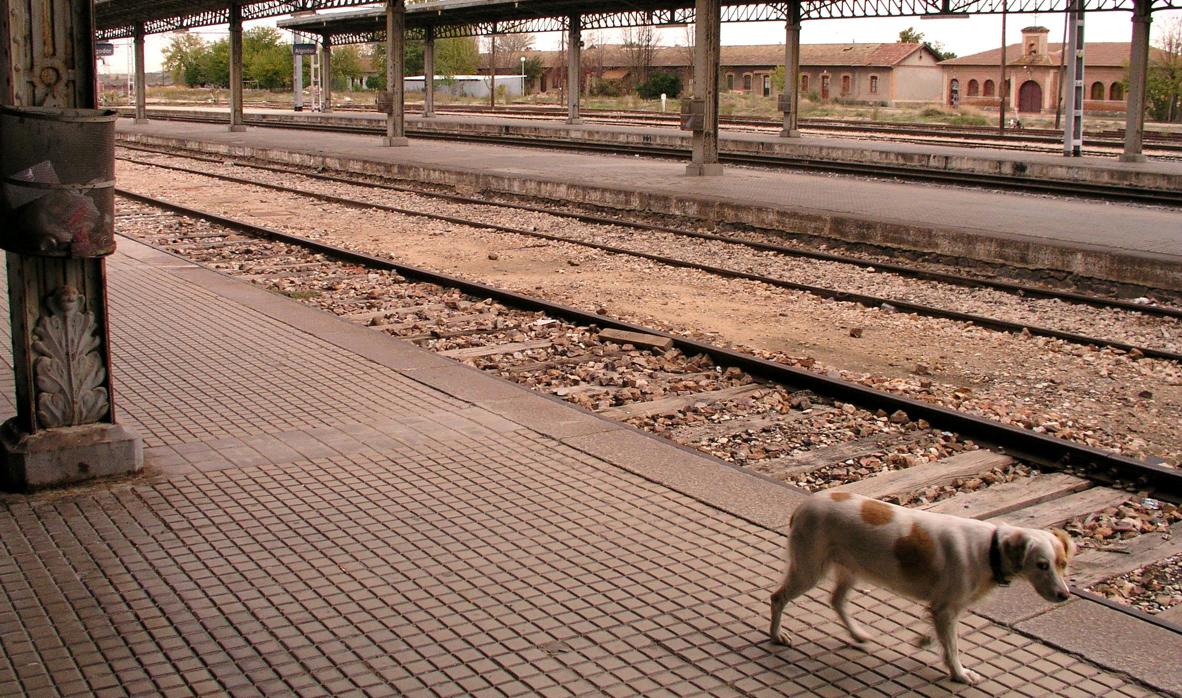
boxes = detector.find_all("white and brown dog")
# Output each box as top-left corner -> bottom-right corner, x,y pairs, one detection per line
768,490 -> 1075,685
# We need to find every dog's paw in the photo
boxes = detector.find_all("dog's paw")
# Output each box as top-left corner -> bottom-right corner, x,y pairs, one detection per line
951,669 -> 984,685
770,631 -> 792,646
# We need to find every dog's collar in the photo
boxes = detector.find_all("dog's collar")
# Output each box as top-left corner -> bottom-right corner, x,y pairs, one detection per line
990,527 -> 1011,587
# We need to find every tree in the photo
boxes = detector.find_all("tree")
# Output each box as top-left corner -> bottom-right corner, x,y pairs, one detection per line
332,45 -> 364,89
622,25 -> 659,88
1144,17 -> 1182,121
369,36 -> 480,89
898,26 -> 956,61
163,34 -> 212,86
637,72 -> 681,99
243,27 -> 290,89
898,27 -> 924,44
523,56 -> 545,91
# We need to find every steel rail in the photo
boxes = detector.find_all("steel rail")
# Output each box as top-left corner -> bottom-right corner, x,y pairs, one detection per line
116,144 -> 1182,321
117,154 -> 1182,363
120,111 -> 1182,207
115,188 -> 1182,500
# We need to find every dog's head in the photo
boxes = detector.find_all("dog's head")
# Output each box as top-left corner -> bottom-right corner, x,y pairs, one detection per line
1000,527 -> 1075,603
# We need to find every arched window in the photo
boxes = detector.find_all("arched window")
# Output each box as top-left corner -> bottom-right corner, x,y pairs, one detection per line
983,79 -> 995,97
841,74 -> 851,95
800,74 -> 809,92
967,79 -> 979,96
1110,82 -> 1124,101
949,78 -> 960,106
1091,81 -> 1105,100
743,73 -> 752,91
870,75 -> 879,94
726,73 -> 734,91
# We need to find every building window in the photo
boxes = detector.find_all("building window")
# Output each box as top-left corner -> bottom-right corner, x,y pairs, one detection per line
801,74 -> 809,93
726,73 -> 734,91
949,78 -> 960,106
1091,81 -> 1105,100
983,79 -> 995,97
821,74 -> 830,99
1028,42 -> 1037,56
967,79 -> 979,96
743,73 -> 752,91
763,75 -> 771,97
1110,82 -> 1124,101
840,74 -> 851,96
870,75 -> 878,94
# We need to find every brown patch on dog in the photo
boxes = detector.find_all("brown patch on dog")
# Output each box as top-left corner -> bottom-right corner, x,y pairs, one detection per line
1051,529 -> 1073,569
894,523 -> 936,581
860,499 -> 894,526
830,491 -> 851,502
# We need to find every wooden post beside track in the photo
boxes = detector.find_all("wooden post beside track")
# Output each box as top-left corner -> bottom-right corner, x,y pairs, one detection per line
567,15 -> 582,125
424,26 -> 436,118
321,35 -> 333,113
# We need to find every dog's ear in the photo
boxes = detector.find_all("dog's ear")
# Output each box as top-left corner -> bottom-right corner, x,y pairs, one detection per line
1050,529 -> 1076,561
1000,529 -> 1029,573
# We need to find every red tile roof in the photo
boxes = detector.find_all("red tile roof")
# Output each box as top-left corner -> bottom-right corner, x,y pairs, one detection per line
941,41 -> 1158,68
505,42 -> 935,71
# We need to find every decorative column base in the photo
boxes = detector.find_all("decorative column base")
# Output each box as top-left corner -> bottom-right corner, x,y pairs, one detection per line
779,128 -> 800,138
685,163 -> 724,177
134,118 -> 149,125
1,420 -> 143,491
566,118 -> 583,126
229,125 -> 247,133
384,136 -> 409,147
1119,153 -> 1147,163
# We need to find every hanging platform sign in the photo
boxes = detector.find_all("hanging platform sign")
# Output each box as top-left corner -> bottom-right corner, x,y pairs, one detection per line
293,43 -> 318,55
95,42 -> 115,57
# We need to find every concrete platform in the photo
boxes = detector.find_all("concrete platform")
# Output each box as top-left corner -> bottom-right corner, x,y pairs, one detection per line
0,237 -> 1178,695
116,111 -> 1182,293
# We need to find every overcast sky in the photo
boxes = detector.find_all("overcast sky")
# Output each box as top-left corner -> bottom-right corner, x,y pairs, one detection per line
98,8 -> 1182,76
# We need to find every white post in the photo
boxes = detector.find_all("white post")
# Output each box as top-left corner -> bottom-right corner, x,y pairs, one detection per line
294,50 -> 304,111
520,55 -> 526,98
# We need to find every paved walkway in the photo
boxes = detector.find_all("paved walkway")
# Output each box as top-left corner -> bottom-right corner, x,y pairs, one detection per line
0,239 -> 1176,696
116,115 -> 1182,292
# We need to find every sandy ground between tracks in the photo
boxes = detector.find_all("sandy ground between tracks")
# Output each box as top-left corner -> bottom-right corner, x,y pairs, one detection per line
117,163 -> 1182,467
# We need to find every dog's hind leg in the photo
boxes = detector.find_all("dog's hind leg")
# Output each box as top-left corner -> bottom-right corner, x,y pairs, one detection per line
830,567 -> 871,644
769,558 -> 827,645
932,604 -> 981,685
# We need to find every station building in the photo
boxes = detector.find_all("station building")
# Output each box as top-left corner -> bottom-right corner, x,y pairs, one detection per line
522,43 -> 943,105
939,26 -> 1157,114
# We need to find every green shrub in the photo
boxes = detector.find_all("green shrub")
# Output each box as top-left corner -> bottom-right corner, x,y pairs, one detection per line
638,72 -> 682,100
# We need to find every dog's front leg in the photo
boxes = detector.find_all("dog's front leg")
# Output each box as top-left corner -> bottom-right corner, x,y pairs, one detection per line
932,605 -> 982,685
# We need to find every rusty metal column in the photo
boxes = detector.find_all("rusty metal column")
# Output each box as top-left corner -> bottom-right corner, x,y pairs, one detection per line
1121,0 -> 1151,162
779,3 -> 801,138
687,0 -> 722,176
384,0 -> 408,146
229,2 -> 245,132
0,0 -> 142,490
133,22 -> 147,123
321,36 -> 332,113
567,15 -> 581,124
423,26 -> 435,118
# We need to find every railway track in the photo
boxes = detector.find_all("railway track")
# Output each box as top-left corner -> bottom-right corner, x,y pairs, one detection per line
119,111 -> 1182,207
116,149 -> 1182,364
116,189 -> 1182,623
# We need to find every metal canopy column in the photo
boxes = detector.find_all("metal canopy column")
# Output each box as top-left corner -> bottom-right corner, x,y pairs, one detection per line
321,36 -> 332,112
489,33 -> 497,108
780,3 -> 801,138
423,26 -> 435,118
567,15 -> 581,124
1121,0 -> 1151,162
229,2 -> 245,132
687,0 -> 722,176
384,0 -> 408,146
1062,0 -> 1084,156
0,0 -> 142,490
133,22 -> 147,123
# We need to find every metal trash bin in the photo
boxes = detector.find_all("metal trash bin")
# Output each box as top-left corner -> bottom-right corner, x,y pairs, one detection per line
0,106 -> 117,257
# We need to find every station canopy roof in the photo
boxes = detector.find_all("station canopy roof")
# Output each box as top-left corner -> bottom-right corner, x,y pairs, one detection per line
97,0 -> 1180,41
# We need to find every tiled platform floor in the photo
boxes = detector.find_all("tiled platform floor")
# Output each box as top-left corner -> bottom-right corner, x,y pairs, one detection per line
0,241 -> 1170,696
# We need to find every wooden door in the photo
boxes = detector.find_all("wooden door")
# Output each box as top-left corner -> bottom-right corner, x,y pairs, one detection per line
1018,80 -> 1042,113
